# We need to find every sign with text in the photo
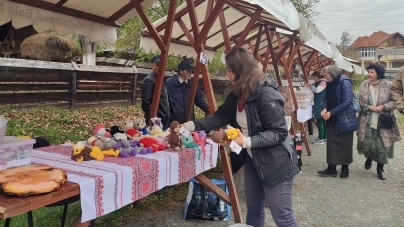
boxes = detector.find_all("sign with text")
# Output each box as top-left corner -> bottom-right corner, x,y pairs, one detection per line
0,0 -> 117,44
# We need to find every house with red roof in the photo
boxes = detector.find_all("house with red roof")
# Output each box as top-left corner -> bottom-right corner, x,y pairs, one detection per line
351,31 -> 404,72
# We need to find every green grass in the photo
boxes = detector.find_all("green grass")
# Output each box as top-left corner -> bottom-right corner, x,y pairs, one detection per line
0,103 -> 224,227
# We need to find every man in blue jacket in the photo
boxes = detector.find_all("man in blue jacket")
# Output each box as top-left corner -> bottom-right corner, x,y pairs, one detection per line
166,61 -> 210,123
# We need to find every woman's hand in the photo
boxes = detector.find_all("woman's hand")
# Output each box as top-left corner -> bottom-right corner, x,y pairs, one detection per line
304,82 -> 309,87
321,108 -> 327,118
233,132 -> 244,147
368,106 -> 376,112
324,112 -> 332,120
375,105 -> 385,113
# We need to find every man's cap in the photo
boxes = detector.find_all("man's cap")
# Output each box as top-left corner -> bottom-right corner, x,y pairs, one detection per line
151,55 -> 160,63
178,61 -> 193,71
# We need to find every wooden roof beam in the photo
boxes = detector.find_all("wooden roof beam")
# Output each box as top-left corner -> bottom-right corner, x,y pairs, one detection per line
108,0 -> 145,23
156,0 -> 205,32
193,0 -> 227,51
56,0 -> 69,7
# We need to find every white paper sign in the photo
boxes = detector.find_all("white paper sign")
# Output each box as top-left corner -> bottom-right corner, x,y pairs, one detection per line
229,141 -> 242,154
199,52 -> 208,66
179,127 -> 190,137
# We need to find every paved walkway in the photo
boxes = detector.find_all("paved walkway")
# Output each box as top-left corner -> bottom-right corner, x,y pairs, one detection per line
127,135 -> 404,227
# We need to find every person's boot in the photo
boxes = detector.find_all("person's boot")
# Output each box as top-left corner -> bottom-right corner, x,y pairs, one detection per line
340,165 -> 349,178
365,158 -> 372,170
318,164 -> 337,177
377,163 -> 386,180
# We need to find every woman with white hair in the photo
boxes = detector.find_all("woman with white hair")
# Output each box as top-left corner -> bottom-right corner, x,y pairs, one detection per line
318,65 -> 358,178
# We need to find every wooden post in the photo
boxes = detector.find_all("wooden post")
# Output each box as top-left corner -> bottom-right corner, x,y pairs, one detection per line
71,72 -> 77,109
281,40 -> 311,156
138,0 -> 178,124
132,74 -> 138,106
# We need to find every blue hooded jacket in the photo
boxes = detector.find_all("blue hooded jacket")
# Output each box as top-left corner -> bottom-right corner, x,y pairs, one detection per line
322,75 -> 358,134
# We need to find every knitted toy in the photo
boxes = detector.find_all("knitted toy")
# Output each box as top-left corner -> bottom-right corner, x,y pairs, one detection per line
133,117 -> 149,136
113,132 -> 135,158
87,136 -> 116,150
114,141 -> 137,157
292,133 -> 305,172
139,137 -> 166,152
126,128 -> 142,140
211,131 -> 228,144
94,123 -> 111,138
120,120 -> 135,133
191,131 -> 207,158
181,134 -> 202,160
130,140 -> 152,155
225,128 -> 240,140
167,121 -> 185,151
106,126 -> 123,136
71,142 -> 104,162
149,117 -> 164,135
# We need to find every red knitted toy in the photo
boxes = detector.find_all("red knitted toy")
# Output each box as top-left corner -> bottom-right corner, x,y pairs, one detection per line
139,138 -> 165,152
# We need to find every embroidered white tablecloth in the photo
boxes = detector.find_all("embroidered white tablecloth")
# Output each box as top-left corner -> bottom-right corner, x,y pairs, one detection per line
32,141 -> 218,223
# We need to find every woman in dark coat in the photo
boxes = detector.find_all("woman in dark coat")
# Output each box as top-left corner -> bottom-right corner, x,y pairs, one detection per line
318,65 -> 358,178
182,47 -> 300,227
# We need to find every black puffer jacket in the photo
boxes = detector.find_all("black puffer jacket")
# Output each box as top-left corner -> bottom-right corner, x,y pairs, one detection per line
193,81 -> 300,187
140,72 -> 171,127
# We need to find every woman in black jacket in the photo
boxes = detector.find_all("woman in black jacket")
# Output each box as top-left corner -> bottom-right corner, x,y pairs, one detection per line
182,47 -> 300,227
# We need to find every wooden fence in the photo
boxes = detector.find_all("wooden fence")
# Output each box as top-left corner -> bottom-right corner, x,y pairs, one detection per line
0,58 -> 228,109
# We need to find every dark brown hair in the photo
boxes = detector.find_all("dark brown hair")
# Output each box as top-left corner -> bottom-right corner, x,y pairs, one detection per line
311,71 -> 323,78
225,47 -> 267,102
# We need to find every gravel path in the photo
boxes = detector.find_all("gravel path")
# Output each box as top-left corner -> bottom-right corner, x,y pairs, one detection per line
126,135 -> 404,227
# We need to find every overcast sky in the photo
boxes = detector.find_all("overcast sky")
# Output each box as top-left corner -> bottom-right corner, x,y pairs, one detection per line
313,0 -> 404,45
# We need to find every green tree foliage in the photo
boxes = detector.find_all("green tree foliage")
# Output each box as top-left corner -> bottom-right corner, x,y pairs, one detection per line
290,0 -> 321,21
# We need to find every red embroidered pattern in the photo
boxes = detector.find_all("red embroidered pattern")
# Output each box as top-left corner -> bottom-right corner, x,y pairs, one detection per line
177,148 -> 196,183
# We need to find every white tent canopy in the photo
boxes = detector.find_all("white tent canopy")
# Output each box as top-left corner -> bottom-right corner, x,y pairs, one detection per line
140,0 -> 301,61
298,14 -> 333,58
0,0 -> 158,45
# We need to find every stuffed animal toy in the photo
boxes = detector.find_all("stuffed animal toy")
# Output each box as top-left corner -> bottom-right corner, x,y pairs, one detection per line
291,133 -> 305,172
149,117 -> 164,135
94,123 -> 111,138
72,142 -> 93,162
114,132 -> 129,141
126,128 -> 142,140
197,131 -> 206,139
106,126 -> 123,136
120,120 -> 135,133
190,132 -> 200,142
114,141 -> 137,157
85,138 -> 120,157
130,140 -> 152,155
133,117 -> 149,136
71,142 -> 104,162
181,134 -> 196,147
225,128 -> 240,140
167,121 -> 185,151
211,131 -> 228,144
139,137 -> 166,152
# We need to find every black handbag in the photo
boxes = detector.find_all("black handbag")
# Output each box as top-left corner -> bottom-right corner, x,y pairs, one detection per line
377,113 -> 396,129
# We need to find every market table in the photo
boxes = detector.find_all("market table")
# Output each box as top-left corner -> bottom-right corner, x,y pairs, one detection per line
0,141 -> 223,226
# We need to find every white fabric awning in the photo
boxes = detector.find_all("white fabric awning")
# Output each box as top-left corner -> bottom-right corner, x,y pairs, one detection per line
298,14 -> 332,58
331,44 -> 344,63
0,0 -> 158,45
244,0 -> 300,30
335,59 -> 353,72
140,0 -> 301,59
